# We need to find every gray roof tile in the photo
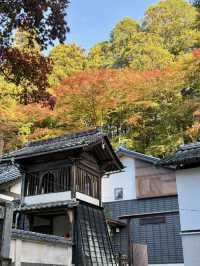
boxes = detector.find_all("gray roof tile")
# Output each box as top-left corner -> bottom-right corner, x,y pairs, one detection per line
16,199 -> 78,211
0,164 -> 20,185
3,128 -> 104,160
117,145 -> 160,164
161,142 -> 200,168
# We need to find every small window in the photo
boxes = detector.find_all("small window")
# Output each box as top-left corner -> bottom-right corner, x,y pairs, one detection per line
114,188 -> 123,200
140,216 -> 166,225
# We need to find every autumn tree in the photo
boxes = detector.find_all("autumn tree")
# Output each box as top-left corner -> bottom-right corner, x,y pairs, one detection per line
54,69 -> 146,131
0,0 -> 70,101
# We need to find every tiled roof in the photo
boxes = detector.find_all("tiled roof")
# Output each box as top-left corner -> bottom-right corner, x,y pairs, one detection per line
0,164 -> 21,185
160,142 -> 200,168
116,145 -> 160,164
12,229 -> 72,245
3,128 -> 105,160
15,199 -> 78,211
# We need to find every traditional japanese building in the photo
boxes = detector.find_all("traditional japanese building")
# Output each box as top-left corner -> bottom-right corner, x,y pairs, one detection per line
103,145 -> 184,266
2,129 -> 123,266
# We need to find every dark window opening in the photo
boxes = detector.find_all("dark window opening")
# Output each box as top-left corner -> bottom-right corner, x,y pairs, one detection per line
20,213 -> 73,238
114,188 -> 123,200
140,216 -> 166,225
41,172 -> 55,194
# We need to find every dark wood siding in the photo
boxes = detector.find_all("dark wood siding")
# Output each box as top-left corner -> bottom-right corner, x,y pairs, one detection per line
104,196 -> 183,264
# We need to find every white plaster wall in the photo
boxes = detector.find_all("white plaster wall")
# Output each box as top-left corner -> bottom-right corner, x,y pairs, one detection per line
176,167 -> 200,231
24,191 -> 71,205
76,192 -> 99,206
0,194 -> 14,201
0,180 -> 21,202
102,156 -> 136,202
181,232 -> 200,266
10,181 -> 21,195
10,239 -> 72,266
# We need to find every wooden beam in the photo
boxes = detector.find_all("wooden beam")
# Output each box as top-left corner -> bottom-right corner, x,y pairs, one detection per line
1,203 -> 13,258
71,161 -> 77,199
119,210 -> 179,220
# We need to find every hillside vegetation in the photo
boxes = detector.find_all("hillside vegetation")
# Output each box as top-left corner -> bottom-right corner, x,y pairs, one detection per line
1,0 -> 200,157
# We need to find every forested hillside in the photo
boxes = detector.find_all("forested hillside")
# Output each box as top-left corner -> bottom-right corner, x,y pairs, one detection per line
1,0 -> 200,157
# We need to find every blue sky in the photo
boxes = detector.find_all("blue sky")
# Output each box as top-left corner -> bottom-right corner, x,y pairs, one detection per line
65,0 -> 159,50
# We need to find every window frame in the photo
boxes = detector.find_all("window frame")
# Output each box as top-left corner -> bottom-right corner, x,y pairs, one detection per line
114,187 -> 123,200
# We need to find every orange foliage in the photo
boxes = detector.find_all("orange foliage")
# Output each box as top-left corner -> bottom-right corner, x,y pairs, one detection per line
192,48 -> 200,57
55,69 -> 148,128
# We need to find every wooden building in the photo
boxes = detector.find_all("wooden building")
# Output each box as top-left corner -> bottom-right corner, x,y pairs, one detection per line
2,129 -> 123,266
0,199 -> 13,265
103,145 -> 184,266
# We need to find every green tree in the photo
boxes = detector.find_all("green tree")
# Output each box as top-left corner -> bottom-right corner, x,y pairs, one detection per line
88,17 -> 173,70
116,32 -> 173,70
111,17 -> 140,53
49,44 -> 87,87
87,42 -> 114,69
110,17 -> 141,67
143,0 -> 200,55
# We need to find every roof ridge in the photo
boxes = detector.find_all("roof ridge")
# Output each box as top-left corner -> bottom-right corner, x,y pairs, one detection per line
178,142 -> 200,151
25,128 -> 102,148
117,146 -> 160,161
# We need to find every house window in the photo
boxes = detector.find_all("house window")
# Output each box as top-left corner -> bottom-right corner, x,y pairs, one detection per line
24,167 -> 71,196
114,188 -> 123,200
140,216 -> 166,225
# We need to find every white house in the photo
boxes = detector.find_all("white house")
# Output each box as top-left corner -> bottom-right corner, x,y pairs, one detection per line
0,164 -> 21,201
103,145 -> 184,266
161,142 -> 200,266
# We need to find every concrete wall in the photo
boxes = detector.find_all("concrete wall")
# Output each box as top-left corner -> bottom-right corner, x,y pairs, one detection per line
181,232 -> 200,266
10,232 -> 72,266
176,167 -> 200,231
102,156 -> 136,202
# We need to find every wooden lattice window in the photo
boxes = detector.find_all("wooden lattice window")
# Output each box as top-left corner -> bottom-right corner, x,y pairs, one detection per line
41,172 -> 55,194
24,167 -> 71,196
76,167 -> 100,199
